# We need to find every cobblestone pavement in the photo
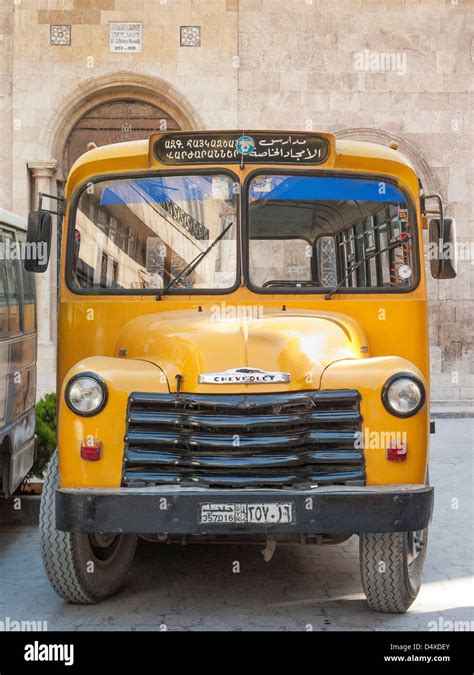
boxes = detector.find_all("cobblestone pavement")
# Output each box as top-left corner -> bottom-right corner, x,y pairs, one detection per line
0,419 -> 472,631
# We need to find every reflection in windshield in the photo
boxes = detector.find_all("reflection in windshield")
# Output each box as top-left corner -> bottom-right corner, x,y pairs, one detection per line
248,175 -> 415,291
72,174 -> 238,291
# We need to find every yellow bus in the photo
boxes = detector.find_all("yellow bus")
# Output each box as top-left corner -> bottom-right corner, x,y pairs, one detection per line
26,131 -> 456,611
0,209 -> 37,497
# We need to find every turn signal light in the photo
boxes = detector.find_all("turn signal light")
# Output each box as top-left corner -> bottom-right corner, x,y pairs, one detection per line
80,439 -> 102,461
386,439 -> 407,462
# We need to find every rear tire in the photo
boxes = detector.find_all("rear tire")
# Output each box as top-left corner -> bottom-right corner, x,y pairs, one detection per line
40,451 -> 137,604
359,529 -> 428,613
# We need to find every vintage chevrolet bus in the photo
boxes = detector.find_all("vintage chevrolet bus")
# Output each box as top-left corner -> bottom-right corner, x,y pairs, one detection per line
26,130 -> 456,611
0,209 -> 36,498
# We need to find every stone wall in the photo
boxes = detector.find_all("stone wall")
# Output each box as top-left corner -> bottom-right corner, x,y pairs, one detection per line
0,0 -> 13,211
0,0 -> 471,405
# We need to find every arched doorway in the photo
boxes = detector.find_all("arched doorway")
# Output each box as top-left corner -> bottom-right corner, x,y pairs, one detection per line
37,71 -> 204,181
61,99 -> 181,177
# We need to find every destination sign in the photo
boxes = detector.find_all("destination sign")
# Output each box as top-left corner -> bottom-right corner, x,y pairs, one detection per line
154,132 -> 331,165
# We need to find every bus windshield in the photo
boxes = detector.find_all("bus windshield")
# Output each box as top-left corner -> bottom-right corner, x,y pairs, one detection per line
247,174 -> 417,292
70,174 -> 238,292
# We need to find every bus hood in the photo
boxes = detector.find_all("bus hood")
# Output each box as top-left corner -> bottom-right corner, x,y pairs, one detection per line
113,308 -> 369,392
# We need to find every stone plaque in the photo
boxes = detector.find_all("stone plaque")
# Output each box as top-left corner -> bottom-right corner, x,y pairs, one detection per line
109,22 -> 143,53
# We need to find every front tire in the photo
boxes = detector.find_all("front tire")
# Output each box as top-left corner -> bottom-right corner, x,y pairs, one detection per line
40,451 -> 137,604
359,529 -> 428,613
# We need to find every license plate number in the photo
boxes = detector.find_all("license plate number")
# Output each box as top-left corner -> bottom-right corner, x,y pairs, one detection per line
200,502 -> 294,525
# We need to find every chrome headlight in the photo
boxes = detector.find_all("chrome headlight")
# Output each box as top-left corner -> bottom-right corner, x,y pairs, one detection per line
382,374 -> 425,418
65,374 -> 107,416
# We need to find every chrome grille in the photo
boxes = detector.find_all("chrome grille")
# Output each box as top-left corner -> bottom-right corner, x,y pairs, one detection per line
123,390 -> 364,489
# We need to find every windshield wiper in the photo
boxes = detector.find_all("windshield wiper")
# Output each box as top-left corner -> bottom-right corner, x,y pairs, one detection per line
324,235 -> 412,300
156,222 -> 234,300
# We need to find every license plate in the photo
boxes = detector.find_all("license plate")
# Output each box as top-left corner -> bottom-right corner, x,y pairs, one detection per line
199,502 -> 294,525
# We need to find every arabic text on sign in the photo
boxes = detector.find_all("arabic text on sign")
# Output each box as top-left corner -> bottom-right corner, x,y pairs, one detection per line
155,134 -> 330,165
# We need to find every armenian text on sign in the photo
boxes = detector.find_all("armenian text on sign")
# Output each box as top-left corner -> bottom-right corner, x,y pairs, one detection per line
154,133 -> 331,165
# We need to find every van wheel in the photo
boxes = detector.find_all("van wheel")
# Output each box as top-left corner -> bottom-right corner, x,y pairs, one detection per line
40,451 -> 137,604
359,529 -> 428,613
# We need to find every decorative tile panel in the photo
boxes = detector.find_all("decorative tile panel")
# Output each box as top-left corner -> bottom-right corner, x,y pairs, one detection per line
180,26 -> 201,47
50,25 -> 71,46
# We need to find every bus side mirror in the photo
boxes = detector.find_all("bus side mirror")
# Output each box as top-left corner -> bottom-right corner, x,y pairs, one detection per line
428,218 -> 457,279
24,210 -> 52,273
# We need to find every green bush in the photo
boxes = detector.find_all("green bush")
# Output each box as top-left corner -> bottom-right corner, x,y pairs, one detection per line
31,392 -> 57,479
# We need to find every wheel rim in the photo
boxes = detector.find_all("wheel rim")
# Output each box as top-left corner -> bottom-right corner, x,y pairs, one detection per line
407,529 -> 425,568
88,533 -> 122,566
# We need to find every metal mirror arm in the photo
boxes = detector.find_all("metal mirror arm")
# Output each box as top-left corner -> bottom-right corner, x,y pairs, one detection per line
421,193 -> 444,241
37,192 -> 66,217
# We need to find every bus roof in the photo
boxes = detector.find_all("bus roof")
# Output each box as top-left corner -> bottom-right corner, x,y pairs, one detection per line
65,132 -> 418,196
0,208 -> 27,231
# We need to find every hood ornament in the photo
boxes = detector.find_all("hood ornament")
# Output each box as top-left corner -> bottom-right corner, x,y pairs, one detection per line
199,367 -> 290,385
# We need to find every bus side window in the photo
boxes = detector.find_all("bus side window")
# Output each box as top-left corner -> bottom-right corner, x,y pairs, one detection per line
21,266 -> 36,333
0,263 -> 8,338
1,231 -> 21,334
15,232 -> 36,333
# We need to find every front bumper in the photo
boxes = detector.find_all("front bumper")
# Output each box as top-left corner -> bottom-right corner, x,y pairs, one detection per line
56,484 -> 433,534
